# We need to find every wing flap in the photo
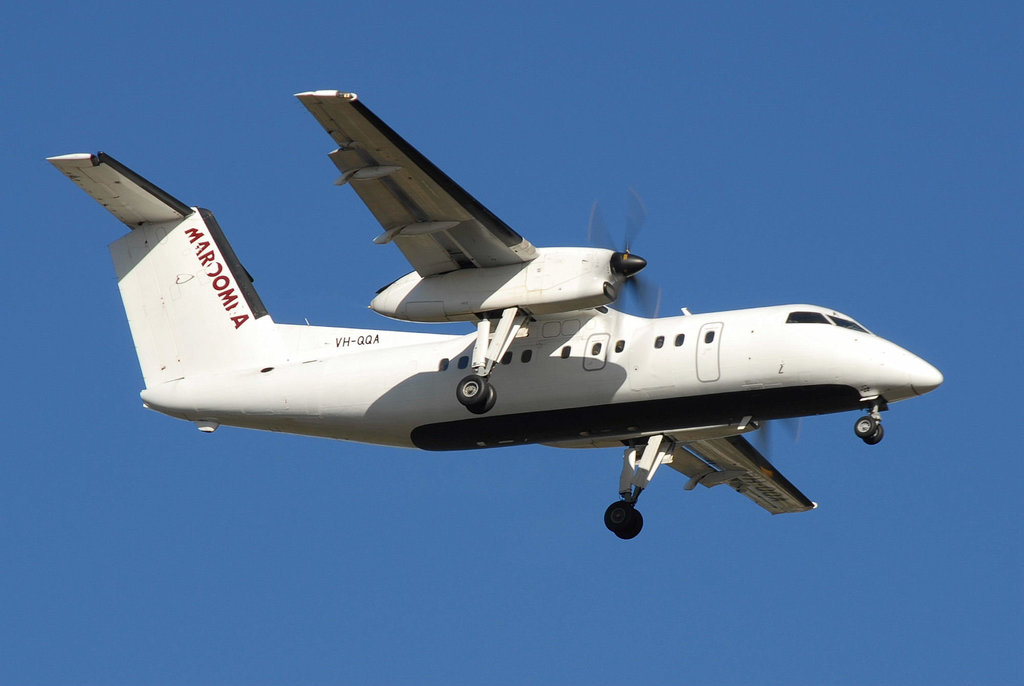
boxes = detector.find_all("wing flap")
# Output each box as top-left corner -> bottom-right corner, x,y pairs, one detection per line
47,152 -> 192,228
296,90 -> 537,276
668,435 -> 816,515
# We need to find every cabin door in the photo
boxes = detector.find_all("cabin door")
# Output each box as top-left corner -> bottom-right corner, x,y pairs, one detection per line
696,322 -> 723,382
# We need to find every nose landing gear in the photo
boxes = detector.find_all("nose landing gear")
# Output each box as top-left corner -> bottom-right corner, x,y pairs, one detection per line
855,398 -> 887,445
854,415 -> 885,444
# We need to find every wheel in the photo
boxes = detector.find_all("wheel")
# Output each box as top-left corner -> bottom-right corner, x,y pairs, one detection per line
854,415 -> 879,439
863,423 -> 885,445
456,374 -> 489,408
604,501 -> 632,530
618,508 -> 644,539
604,501 -> 643,539
466,384 -> 497,414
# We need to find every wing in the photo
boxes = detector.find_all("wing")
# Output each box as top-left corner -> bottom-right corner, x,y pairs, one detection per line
295,90 -> 537,277
665,435 -> 816,515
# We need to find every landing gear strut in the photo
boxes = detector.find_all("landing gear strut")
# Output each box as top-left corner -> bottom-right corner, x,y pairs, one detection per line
855,399 -> 887,445
455,306 -> 527,414
604,435 -> 675,539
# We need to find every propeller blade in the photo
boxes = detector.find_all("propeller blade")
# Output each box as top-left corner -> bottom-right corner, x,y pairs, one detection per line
586,190 -> 658,317
630,275 -> 661,318
782,417 -> 803,443
753,420 -> 773,456
587,201 -> 615,251
752,418 -> 803,458
625,186 -> 648,253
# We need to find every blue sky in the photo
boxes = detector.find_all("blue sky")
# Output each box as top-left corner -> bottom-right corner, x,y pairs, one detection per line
3,2 -> 1022,684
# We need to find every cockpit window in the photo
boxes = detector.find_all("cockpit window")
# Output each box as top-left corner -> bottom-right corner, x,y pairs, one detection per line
828,315 -> 870,333
786,311 -> 830,324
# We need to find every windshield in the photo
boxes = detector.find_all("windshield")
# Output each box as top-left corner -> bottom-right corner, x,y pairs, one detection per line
786,310 -> 872,334
828,315 -> 870,333
786,311 -> 831,324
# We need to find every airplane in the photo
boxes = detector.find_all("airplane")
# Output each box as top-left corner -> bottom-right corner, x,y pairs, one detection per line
48,90 -> 943,539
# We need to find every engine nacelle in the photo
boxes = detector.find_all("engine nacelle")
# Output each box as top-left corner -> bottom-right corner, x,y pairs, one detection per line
371,247 -> 621,322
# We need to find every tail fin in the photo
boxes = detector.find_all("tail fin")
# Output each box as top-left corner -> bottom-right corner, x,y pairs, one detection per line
49,153 -> 281,387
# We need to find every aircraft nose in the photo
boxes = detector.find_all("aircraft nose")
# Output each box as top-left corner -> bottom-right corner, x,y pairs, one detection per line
907,355 -> 943,396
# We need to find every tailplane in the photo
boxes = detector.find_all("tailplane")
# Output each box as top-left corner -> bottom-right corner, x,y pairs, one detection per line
49,153 -> 280,387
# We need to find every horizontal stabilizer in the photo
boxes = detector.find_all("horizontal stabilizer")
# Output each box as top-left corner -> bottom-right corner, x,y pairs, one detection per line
48,152 -> 192,228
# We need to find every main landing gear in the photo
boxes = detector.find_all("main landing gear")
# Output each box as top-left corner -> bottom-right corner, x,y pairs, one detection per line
605,501 -> 643,540
605,435 -> 676,539
456,374 -> 496,414
854,398 -> 887,445
455,306 -> 527,414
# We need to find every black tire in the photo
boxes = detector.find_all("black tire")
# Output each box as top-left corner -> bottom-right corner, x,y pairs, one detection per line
617,508 -> 644,540
604,501 -> 643,539
863,423 -> 885,445
604,501 -> 634,531
467,384 -> 497,414
854,415 -> 878,439
456,374 -> 489,407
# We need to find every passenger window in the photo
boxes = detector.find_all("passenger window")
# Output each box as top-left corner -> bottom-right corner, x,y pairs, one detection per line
438,358 -> 450,371
457,356 -> 469,369
615,340 -> 625,353
654,336 -> 665,349
521,350 -> 533,363
704,331 -> 715,344
561,346 -> 571,359
674,334 -> 685,347
591,342 -> 603,356
501,351 -> 513,365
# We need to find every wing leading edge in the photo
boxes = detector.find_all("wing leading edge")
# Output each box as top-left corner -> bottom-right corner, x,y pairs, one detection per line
296,90 -> 537,277
666,435 -> 817,515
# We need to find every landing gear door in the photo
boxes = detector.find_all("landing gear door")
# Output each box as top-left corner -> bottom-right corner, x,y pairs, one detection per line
697,322 -> 723,382
584,333 -> 611,371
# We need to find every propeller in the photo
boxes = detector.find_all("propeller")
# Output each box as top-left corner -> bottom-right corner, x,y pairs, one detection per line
752,418 -> 803,458
588,187 -> 661,316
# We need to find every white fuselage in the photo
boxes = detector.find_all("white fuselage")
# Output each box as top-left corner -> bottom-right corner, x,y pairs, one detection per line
139,304 -> 942,451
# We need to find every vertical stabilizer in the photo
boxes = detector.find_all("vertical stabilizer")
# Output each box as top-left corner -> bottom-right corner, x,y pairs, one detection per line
49,153 -> 281,388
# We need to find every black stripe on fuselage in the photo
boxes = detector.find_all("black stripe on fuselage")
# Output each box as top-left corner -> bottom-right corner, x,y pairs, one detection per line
410,384 -> 863,451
